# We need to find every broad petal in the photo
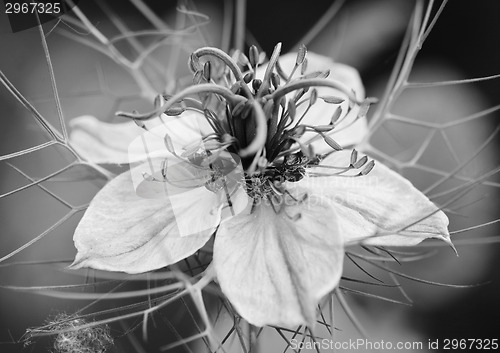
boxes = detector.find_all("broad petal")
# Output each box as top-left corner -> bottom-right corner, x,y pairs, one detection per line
214,198 -> 343,327
71,161 -> 222,274
270,52 -> 367,151
69,112 -> 213,164
301,150 -> 450,246
130,157 -> 250,237
69,115 -> 149,164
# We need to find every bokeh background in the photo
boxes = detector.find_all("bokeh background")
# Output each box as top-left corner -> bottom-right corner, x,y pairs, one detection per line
1,0 -> 499,352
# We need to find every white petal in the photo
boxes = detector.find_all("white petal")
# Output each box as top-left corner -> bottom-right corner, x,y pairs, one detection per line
301,150 -> 450,246
214,198 -> 343,327
129,157 -> 250,237
69,115 -> 148,164
69,112 -> 214,164
71,162 -> 224,274
272,52 -> 367,151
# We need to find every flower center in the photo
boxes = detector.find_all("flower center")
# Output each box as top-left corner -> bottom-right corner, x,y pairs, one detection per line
118,44 -> 376,210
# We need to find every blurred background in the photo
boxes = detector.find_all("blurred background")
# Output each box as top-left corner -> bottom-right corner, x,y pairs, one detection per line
1,0 -> 499,352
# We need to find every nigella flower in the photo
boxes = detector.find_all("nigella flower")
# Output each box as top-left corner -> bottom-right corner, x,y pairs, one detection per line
69,44 -> 451,328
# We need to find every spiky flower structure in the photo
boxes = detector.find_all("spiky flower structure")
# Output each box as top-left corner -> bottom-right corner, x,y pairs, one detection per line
69,44 -> 451,328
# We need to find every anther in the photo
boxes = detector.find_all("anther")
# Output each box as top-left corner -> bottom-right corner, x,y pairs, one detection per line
353,155 -> 368,169
249,45 -> 259,68
252,79 -> 262,92
350,149 -> 358,167
303,70 -> 330,80
359,160 -> 375,175
321,96 -> 345,104
271,73 -> 280,89
296,44 -> 307,66
330,106 -> 342,124
244,72 -> 254,84
203,61 -> 212,82
322,134 -> 343,151
309,88 -> 318,106
312,125 -> 335,132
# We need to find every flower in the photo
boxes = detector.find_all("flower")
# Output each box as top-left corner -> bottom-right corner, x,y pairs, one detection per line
69,45 -> 451,328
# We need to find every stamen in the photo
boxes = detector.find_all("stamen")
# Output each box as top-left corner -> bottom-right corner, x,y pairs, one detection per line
321,96 -> 345,104
353,155 -> 368,169
350,149 -> 358,167
256,42 -> 282,98
248,45 -> 260,69
359,160 -> 375,175
203,61 -> 212,82
286,44 -> 307,83
330,106 -> 343,124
